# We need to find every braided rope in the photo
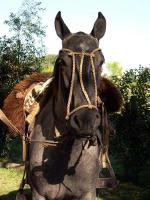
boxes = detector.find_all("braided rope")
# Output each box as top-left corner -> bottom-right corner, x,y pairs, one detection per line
66,104 -> 98,118
90,54 -> 98,106
61,48 -> 101,119
79,53 -> 92,106
66,52 -> 76,120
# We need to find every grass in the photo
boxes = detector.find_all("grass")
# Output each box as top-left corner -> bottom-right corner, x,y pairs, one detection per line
0,168 -> 149,200
96,184 -> 150,200
0,168 -> 23,195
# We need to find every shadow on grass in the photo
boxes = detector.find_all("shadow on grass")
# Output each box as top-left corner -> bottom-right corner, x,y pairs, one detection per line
96,183 -> 150,200
0,189 -> 31,200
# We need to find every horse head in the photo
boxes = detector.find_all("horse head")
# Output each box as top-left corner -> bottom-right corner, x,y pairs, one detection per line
53,11 -> 106,138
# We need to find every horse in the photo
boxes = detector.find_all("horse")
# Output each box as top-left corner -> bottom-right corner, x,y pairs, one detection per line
2,12 -> 122,200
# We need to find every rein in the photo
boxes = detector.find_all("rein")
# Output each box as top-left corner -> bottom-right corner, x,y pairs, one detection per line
61,48 -> 101,119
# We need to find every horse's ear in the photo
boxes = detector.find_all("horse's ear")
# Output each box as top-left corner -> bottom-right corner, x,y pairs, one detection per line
55,11 -> 71,40
99,77 -> 122,113
91,12 -> 106,41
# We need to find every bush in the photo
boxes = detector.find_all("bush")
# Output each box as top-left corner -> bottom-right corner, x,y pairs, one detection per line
109,67 -> 150,183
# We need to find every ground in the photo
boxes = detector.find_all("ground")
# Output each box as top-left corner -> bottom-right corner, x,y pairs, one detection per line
0,167 -> 149,200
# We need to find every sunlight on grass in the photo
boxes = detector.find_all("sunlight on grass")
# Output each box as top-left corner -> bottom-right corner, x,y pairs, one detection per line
0,168 -> 23,195
41,65 -> 54,73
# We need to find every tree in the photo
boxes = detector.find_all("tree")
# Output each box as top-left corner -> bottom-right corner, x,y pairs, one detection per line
106,61 -> 123,77
110,66 -> 150,184
5,0 -> 46,59
0,0 -> 46,94
41,54 -> 57,72
0,0 -> 46,159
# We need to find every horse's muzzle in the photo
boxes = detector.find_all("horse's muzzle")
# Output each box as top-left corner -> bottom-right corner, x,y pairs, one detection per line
70,108 -> 100,137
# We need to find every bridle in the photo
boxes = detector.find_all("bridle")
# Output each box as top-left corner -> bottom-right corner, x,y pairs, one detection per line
60,48 -> 102,120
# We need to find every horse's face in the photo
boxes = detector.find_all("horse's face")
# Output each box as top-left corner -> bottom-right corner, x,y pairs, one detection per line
54,12 -> 106,138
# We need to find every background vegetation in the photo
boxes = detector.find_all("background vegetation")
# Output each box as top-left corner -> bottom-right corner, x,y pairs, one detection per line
0,0 -> 150,199
0,0 -> 46,105
109,67 -> 150,185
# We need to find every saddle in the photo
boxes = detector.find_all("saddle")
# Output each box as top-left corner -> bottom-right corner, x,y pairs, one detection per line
23,77 -> 53,125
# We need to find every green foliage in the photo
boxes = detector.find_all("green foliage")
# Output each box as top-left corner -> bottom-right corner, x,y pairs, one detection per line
0,0 -> 46,158
6,137 -> 22,162
106,61 -> 123,77
109,66 -> 150,184
0,0 -> 46,95
41,54 -> 56,72
0,123 -> 8,159
138,165 -> 150,187
0,125 -> 22,162
97,183 -> 150,200
0,168 -> 23,195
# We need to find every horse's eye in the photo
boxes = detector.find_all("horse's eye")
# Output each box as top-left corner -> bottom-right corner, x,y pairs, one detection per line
57,58 -> 66,66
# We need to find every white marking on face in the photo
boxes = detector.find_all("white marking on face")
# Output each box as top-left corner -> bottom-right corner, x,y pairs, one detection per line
80,42 -> 89,51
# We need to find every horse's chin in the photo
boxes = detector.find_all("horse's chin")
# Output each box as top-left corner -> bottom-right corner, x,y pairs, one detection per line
75,129 -> 97,139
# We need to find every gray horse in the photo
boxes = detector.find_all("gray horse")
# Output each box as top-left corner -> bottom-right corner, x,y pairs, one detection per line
25,12 -> 108,200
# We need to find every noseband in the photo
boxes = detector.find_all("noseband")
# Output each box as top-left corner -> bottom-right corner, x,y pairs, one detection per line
60,48 -> 102,120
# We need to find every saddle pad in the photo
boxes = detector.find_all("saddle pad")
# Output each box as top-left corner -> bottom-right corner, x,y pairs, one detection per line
24,77 -> 53,124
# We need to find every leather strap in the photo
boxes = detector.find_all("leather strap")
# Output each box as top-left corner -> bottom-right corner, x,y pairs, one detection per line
0,109 -> 22,135
96,106 -> 118,188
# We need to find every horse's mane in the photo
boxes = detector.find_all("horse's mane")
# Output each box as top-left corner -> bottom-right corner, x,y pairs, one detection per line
99,77 -> 122,113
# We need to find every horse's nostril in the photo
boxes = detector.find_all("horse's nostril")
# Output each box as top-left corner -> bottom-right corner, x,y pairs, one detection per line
70,110 -> 101,132
74,115 -> 81,129
70,114 -> 82,131
96,114 -> 100,119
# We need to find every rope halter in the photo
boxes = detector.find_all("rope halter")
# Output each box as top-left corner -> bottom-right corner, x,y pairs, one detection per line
60,48 -> 102,120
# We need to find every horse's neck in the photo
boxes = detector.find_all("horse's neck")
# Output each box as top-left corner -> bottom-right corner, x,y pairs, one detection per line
32,95 -> 55,139
33,88 -> 67,139
71,139 -> 99,160
63,138 -> 100,178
